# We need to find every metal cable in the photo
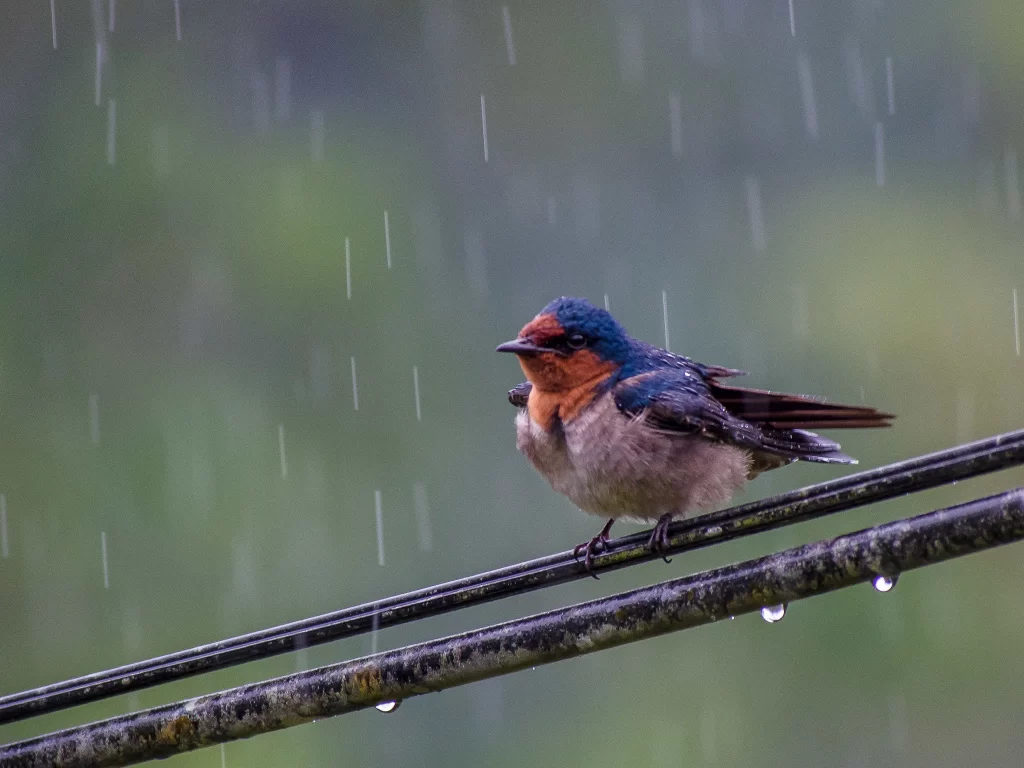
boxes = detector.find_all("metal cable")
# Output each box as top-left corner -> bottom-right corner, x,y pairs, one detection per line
2,428 -> 1023,726
3,487 -> 1022,768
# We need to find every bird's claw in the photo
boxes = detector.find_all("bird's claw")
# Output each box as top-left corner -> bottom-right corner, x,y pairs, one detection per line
647,514 -> 674,563
573,519 -> 615,577
573,533 -> 611,578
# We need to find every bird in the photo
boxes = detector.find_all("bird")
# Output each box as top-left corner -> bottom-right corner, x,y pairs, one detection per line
497,296 -> 894,571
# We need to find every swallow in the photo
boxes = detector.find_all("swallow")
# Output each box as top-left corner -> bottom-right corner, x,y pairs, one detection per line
497,296 -> 894,572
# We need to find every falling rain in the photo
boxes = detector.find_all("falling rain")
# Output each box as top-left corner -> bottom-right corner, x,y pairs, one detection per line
6,3 -> 1023,765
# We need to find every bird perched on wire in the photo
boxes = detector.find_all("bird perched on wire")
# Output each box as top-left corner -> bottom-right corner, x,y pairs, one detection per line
497,296 -> 893,571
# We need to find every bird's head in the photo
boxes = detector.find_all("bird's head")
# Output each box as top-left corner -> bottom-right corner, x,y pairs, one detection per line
497,297 -> 632,391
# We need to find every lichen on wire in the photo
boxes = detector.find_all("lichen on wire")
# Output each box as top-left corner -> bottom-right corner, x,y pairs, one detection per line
2,487 -> 1022,768
2,428 -> 1023,728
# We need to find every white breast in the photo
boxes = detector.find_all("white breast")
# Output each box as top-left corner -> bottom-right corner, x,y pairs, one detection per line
514,392 -> 751,523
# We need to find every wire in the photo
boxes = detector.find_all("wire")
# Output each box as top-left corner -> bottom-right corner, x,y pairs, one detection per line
3,487 -> 1022,767
1,428 -> 1023,726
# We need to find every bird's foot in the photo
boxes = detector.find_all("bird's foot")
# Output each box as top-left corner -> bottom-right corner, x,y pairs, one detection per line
572,520 -> 615,578
647,513 -> 674,563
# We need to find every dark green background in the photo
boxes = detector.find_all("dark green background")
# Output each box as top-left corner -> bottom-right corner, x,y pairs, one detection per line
1,1 -> 1023,765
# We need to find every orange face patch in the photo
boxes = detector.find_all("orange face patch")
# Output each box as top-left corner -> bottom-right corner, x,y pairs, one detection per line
521,349 -> 616,430
513,312 -> 616,429
517,348 -> 615,392
527,388 -> 561,431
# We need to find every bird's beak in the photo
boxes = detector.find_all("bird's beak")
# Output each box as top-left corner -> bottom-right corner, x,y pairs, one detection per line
496,338 -> 544,355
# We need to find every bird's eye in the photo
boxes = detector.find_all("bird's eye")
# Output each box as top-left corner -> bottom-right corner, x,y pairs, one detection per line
567,334 -> 587,350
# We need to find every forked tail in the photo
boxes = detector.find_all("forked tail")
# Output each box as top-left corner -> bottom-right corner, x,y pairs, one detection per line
708,380 -> 895,430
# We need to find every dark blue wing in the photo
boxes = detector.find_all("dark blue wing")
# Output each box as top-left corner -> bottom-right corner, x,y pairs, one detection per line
613,370 -> 755,440
612,370 -> 857,464
619,339 -> 747,379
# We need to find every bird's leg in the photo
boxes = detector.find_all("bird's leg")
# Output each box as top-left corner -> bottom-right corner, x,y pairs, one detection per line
647,513 -> 674,563
572,519 -> 615,578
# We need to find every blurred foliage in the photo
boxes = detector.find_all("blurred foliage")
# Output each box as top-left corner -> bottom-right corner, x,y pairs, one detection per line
0,0 -> 1023,766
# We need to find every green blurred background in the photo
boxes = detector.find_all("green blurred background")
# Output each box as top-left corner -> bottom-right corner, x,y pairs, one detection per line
2,0 -> 1024,765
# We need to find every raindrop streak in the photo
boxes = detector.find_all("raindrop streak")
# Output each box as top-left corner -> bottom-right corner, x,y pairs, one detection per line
375,700 -> 399,713
669,92 -> 683,160
0,494 -> 8,559
106,99 -> 116,166
1013,288 -> 1020,357
603,294 -> 610,312
277,424 -> 287,479
384,210 -> 392,269
275,56 -> 291,122
344,237 -> 352,299
220,744 -> 226,768
874,122 -> 885,187
873,574 -> 898,592
797,52 -> 818,140
252,74 -> 270,135
501,6 -> 517,66
173,0 -> 181,41
370,611 -> 380,653
661,290 -> 671,352
546,197 -> 556,226
350,357 -> 359,411
413,482 -> 433,552
100,532 -> 109,589
374,490 -> 385,566
788,0 -> 795,36
412,365 -> 422,421
480,95 -> 489,163
761,603 -> 786,623
310,109 -> 325,163
50,0 -> 57,49
293,636 -> 309,672
885,56 -> 895,115
94,42 -> 103,106
744,177 -> 766,251
89,393 -> 100,445
108,0 -> 115,32
1005,148 -> 1021,219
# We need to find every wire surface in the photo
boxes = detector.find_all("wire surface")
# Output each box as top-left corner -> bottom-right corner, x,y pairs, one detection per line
2,487 -> 1022,768
2,429 -> 1023,726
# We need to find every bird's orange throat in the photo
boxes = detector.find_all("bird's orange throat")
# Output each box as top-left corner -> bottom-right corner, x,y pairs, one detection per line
518,350 -> 617,430
526,386 -> 601,431
515,348 -> 615,391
